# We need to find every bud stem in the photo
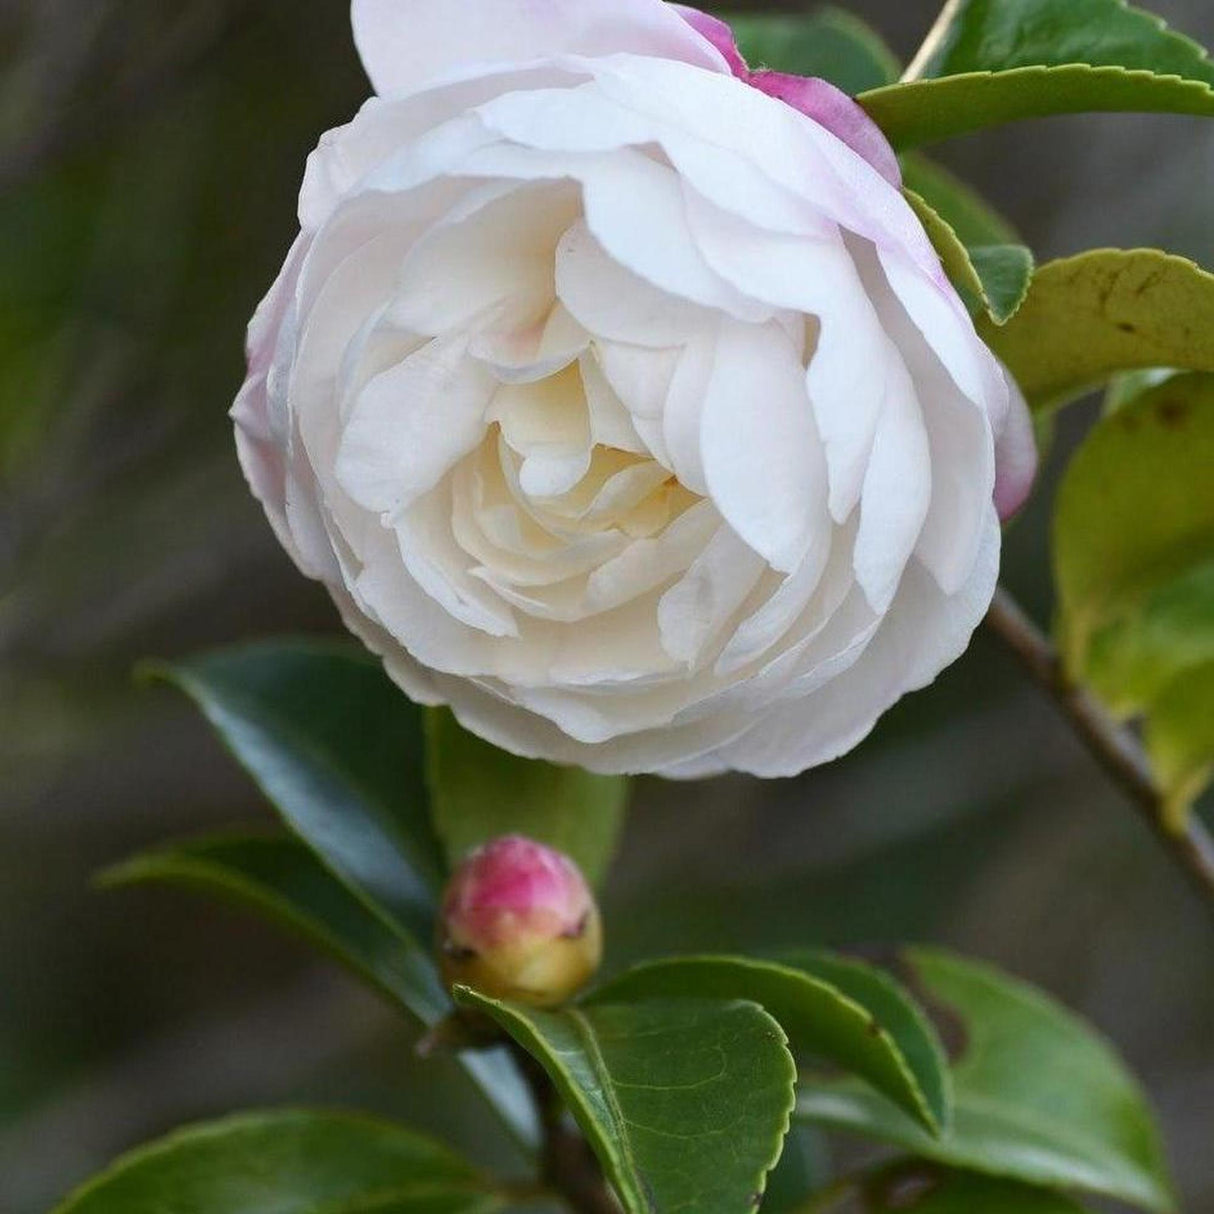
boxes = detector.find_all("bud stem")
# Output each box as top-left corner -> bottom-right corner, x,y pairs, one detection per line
514,1046 -> 620,1214
985,585 -> 1214,916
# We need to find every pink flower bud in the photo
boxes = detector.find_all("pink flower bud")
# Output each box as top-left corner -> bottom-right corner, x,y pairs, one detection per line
438,835 -> 602,1008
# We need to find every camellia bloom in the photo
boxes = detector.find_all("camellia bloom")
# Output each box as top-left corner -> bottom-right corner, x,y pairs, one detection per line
439,835 -> 602,1006
234,0 -> 1037,777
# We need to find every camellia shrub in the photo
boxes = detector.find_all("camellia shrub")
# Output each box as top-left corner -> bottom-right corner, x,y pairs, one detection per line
55,1 -> 1214,1212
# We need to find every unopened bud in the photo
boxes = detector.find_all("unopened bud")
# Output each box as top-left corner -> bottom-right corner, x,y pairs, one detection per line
438,835 -> 602,1008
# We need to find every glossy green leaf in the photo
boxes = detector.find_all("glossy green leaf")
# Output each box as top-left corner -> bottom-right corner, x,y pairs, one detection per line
813,1162 -> 1091,1212
969,247 -> 1035,324
914,0 -> 1214,83
979,250 -> 1214,411
148,640 -> 445,937
456,989 -> 796,1214
100,834 -> 540,1151
1054,374 -> 1214,818
861,66 -> 1214,151
102,834 -> 448,1018
593,955 -> 947,1135
52,1109 -> 502,1214
797,949 -> 1175,1213
775,950 -> 951,1133
866,0 -> 1214,148
424,708 -> 628,885
900,154 -> 1020,247
730,9 -> 900,95
905,190 -> 1033,324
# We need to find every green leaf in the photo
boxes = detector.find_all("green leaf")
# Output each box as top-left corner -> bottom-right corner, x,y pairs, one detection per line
814,1162 -> 1092,1212
148,640 -> 445,937
593,955 -> 947,1135
730,9 -> 900,95
1053,374 -> 1214,687
905,190 -> 1033,324
456,989 -> 796,1214
797,949 -> 1175,1213
913,0 -> 1214,83
1081,561 -> 1214,716
861,66 -> 1214,151
1053,373 -> 1214,817
52,1108 -> 502,1214
424,708 -> 628,886
775,950 -> 951,1134
1146,661 -> 1214,826
1104,368 -> 1178,415
900,154 -> 1020,247
100,835 -> 540,1151
979,250 -> 1214,412
864,0 -> 1214,148
969,247 -> 1035,325
102,834 -> 448,1018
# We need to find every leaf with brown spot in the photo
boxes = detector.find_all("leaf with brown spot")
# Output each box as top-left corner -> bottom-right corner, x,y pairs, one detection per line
979,250 -> 1214,412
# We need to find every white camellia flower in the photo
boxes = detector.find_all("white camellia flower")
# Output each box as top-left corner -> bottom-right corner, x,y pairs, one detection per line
234,0 -> 1038,777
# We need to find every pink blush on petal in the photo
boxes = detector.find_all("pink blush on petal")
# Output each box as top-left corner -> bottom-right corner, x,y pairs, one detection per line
670,4 -> 749,76
748,71 -> 902,187
674,5 -> 901,188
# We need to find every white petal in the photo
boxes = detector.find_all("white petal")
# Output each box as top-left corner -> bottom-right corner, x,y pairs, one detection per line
336,336 -> 494,515
395,488 -> 519,636
661,332 -> 717,497
387,179 -> 579,337
579,353 -> 646,453
700,321 -> 829,573
457,142 -> 768,320
351,0 -> 726,98
718,521 -> 999,777
854,240 -> 997,593
852,349 -> 931,614
556,221 -> 708,348
683,191 -> 891,522
658,524 -> 766,665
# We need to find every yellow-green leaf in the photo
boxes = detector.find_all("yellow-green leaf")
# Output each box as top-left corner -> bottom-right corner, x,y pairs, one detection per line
1147,661 -> 1214,828
1054,373 -> 1214,818
424,707 -> 628,885
979,250 -> 1214,411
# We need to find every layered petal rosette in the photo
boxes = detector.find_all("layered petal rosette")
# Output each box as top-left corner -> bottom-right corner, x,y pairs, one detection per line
233,0 -> 1037,777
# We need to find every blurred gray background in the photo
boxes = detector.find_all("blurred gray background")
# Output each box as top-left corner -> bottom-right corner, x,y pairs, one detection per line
1,1 -> 1212,1211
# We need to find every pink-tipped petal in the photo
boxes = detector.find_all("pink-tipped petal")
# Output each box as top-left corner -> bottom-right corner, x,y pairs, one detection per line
352,0 -> 728,97
749,71 -> 902,187
671,5 -> 749,76
439,835 -> 602,1007
993,368 -> 1039,520
672,9 -> 901,187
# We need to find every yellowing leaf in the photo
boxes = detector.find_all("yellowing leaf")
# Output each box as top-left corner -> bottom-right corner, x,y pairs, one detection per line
979,250 -> 1214,411
1054,373 -> 1214,820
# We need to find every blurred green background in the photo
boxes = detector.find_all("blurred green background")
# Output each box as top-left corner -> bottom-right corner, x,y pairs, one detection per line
2,1 -> 1212,1210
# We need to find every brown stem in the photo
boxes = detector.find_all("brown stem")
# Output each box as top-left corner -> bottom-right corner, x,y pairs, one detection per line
901,0 -> 966,82
985,586 -> 1214,911
515,1049 -> 619,1214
